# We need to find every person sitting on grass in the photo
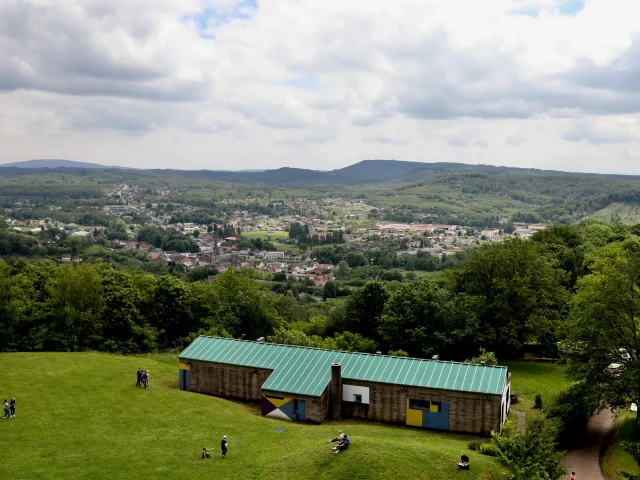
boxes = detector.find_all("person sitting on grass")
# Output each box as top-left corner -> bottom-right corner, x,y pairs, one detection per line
457,454 -> 470,469
201,447 -> 214,459
333,435 -> 350,454
327,430 -> 344,443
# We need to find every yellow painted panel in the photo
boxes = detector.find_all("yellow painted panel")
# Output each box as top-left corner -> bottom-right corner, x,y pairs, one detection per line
266,396 -> 291,409
179,363 -> 190,370
430,403 -> 439,413
406,399 -> 423,427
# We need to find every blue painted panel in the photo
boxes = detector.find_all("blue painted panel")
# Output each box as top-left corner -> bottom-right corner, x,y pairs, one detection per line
422,403 -> 449,430
296,399 -> 306,421
180,370 -> 191,391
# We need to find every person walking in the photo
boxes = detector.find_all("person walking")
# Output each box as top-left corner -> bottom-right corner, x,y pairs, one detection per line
144,370 -> 150,389
569,473 -> 576,480
9,398 -> 15,418
221,435 -> 228,458
3,400 -> 11,419
136,368 -> 142,387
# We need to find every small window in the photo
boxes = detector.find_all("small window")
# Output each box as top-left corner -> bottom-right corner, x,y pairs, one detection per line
409,399 -> 430,410
354,394 -> 362,403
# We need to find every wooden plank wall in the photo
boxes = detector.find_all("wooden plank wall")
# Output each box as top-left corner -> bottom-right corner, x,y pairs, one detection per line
188,360 -> 273,402
342,379 -> 501,436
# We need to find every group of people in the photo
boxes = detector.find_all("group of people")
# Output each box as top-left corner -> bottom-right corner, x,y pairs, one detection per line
327,430 -> 351,454
201,435 -> 229,459
2,398 -> 16,419
135,369 -> 150,389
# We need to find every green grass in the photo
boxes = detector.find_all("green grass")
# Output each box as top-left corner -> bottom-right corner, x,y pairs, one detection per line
0,352 -> 510,480
603,409 -> 640,480
501,361 -> 571,424
242,231 -> 289,240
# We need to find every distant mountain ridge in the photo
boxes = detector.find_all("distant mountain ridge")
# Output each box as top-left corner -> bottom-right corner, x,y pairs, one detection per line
2,158 -> 637,186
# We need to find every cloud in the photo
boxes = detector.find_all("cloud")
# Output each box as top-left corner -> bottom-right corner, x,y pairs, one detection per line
1,0 -> 640,172
562,120 -> 637,144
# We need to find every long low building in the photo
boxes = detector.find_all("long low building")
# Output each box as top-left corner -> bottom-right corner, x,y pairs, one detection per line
179,336 -> 511,435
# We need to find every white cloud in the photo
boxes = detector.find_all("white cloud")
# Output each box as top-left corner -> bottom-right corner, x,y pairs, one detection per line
1,0 -> 640,172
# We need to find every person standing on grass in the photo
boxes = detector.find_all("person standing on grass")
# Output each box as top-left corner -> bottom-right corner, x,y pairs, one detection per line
9,398 -> 15,417
570,473 -> 576,480
221,435 -> 228,458
3,400 -> 10,419
144,370 -> 150,388
136,368 -> 143,387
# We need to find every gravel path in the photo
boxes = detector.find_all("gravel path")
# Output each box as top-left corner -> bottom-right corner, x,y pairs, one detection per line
514,410 -> 526,433
563,409 -> 616,480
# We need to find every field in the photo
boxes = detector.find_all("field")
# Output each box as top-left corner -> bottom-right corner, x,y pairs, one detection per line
501,361 -> 571,423
587,202 -> 640,225
242,231 -> 289,240
0,352 -> 510,480
603,409 -> 640,479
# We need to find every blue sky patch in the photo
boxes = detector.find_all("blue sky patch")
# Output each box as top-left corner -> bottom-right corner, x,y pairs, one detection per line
511,0 -> 585,18
280,74 -> 318,89
183,0 -> 257,39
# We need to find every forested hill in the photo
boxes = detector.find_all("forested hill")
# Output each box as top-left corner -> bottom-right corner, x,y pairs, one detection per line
4,158 -> 635,186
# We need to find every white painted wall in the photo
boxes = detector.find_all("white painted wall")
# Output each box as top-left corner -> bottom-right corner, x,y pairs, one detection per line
342,384 -> 370,404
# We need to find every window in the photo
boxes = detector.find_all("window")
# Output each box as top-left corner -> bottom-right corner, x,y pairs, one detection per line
409,399 -> 430,410
409,399 -> 442,412
354,394 -> 362,403
266,395 -> 284,400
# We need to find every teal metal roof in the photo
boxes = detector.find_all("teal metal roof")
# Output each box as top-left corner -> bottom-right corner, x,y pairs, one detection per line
179,336 -> 508,398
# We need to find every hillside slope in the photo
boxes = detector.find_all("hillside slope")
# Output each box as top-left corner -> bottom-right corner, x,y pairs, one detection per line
0,352 -> 509,480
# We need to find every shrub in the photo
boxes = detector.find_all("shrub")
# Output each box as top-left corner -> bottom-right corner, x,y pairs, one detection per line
479,443 -> 498,457
466,348 -> 498,366
467,439 -> 484,451
388,349 -> 409,357
491,418 -> 565,480
534,393 -> 543,409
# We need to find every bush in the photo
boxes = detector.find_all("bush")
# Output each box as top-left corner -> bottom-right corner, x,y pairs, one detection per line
479,443 -> 498,457
491,418 -> 565,480
534,393 -> 543,409
466,348 -> 498,366
388,349 -> 408,357
467,439 -> 484,451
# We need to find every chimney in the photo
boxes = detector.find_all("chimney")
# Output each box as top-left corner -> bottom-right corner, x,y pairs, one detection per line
330,363 -> 342,420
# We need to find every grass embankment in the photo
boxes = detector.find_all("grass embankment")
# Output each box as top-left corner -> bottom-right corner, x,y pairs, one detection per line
502,361 -> 571,425
0,352 -> 510,480
603,409 -> 640,479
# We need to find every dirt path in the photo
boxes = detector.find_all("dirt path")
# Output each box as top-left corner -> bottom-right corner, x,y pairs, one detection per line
514,410 -> 526,433
563,409 -> 616,480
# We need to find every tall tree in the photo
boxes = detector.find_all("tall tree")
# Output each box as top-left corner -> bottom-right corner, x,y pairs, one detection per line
455,239 -> 568,358
567,237 -> 640,432
343,281 -> 389,339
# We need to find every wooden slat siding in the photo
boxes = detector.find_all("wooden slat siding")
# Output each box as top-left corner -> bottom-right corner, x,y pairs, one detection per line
342,378 -> 503,435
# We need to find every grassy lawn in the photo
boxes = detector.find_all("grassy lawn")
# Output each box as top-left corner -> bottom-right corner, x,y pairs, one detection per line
0,352 -> 510,480
501,361 -> 571,424
242,231 -> 289,240
603,409 -> 640,480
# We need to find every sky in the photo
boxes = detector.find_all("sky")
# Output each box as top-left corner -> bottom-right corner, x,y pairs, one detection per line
1,0 -> 640,173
